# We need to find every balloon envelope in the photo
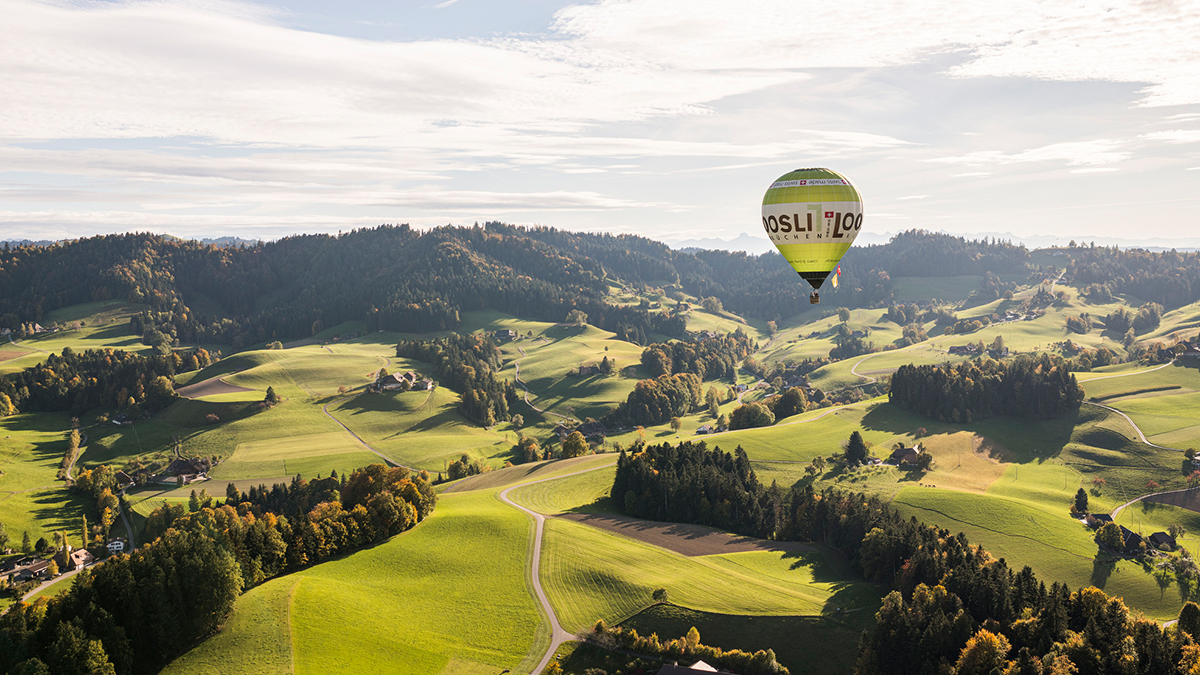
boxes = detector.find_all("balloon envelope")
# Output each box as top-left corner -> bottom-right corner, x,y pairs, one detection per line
761,168 -> 863,290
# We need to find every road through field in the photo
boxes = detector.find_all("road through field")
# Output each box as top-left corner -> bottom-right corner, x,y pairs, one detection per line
1082,400 -> 1180,453
498,461 -> 615,674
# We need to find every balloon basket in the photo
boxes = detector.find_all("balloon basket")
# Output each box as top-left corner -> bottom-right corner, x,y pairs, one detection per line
809,292 -> 820,304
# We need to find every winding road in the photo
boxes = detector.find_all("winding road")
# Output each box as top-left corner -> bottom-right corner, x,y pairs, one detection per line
498,461 -> 615,674
1082,400 -> 1181,453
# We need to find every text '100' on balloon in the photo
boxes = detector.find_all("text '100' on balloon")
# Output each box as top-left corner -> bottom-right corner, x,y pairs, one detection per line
761,168 -> 863,303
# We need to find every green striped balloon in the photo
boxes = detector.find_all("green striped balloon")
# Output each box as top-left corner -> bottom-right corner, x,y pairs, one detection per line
761,168 -> 863,290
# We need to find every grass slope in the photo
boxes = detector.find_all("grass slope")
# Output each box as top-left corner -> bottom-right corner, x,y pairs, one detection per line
164,490 -> 544,675
539,516 -> 880,633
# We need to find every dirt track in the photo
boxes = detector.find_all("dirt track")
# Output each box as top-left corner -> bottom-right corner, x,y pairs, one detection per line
176,376 -> 254,399
560,513 -> 814,557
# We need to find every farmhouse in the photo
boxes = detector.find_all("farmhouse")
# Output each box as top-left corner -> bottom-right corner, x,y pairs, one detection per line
114,470 -> 134,490
494,329 -> 517,342
696,424 -> 713,435
1119,526 -> 1144,553
108,539 -> 128,555
1149,532 -> 1176,550
948,344 -> 979,356
1182,343 -> 1200,359
1086,513 -> 1113,529
576,365 -> 600,377
889,443 -> 922,466
13,559 -> 50,582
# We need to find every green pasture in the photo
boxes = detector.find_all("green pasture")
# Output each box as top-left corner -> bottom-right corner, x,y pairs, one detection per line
892,486 -> 1187,620
164,489 -> 545,675
685,307 -> 770,342
494,323 -> 646,423
446,454 -> 616,494
0,412 -> 91,550
327,387 -> 513,472
507,463 -> 615,514
1140,300 -> 1200,344
210,432 -> 379,481
617,603 -> 870,675
0,305 -> 151,375
540,516 -> 881,634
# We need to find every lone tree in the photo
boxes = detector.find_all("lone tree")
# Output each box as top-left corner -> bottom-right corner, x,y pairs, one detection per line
846,431 -> 869,465
265,386 -> 280,405
670,417 -> 682,433
838,307 -> 851,323
562,431 -> 589,458
511,414 -> 524,429
1096,522 -> 1123,550
565,309 -> 588,327
652,588 -> 669,603
1074,487 -> 1089,514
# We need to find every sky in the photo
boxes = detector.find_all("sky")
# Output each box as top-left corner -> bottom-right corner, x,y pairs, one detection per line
2,0 -> 1199,247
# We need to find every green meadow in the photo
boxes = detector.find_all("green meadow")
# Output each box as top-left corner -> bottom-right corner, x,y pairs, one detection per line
0,412 -> 91,549
164,489 -> 545,675
539,517 -> 881,633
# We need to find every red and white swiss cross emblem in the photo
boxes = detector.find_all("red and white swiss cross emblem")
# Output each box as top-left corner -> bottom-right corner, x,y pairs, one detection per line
824,211 -> 834,218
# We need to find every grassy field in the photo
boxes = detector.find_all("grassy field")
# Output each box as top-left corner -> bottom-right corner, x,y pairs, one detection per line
506,462 -> 615,514
327,387 -> 513,472
539,516 -> 881,633
0,412 -> 92,549
164,489 -> 546,675
0,301 -> 153,375
618,603 -> 870,675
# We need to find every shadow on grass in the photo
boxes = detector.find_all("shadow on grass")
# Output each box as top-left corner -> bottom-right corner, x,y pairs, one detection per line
1091,555 -> 1116,589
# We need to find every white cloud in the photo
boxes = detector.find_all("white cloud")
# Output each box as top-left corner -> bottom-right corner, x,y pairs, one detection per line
1142,130 -> 1200,144
929,140 -> 1130,167
896,195 -> 928,201
1070,167 -> 1119,174
1,0 -> 1199,240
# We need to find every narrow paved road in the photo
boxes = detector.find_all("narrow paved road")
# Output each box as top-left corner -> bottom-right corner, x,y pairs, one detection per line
1078,358 -> 1175,382
1112,484 -> 1200,519
1082,400 -> 1180,453
498,462 -> 615,674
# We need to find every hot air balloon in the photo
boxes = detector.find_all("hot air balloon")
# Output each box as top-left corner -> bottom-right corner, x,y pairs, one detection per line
761,168 -> 863,304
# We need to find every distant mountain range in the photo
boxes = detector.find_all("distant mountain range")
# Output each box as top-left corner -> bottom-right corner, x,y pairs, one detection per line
666,230 -> 1200,253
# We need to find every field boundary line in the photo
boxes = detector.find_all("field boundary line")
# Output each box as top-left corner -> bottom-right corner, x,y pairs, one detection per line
513,344 -> 576,424
498,461 -> 615,674
320,396 -> 401,468
288,578 -> 303,675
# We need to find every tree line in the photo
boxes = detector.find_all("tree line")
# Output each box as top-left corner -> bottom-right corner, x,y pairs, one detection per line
145,464 -> 435,584
612,440 -> 1200,675
0,346 -> 208,417
603,372 -> 702,428
889,354 -> 1084,423
638,329 -> 756,380
0,463 -> 433,675
395,333 -> 518,426
1066,243 -> 1200,309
